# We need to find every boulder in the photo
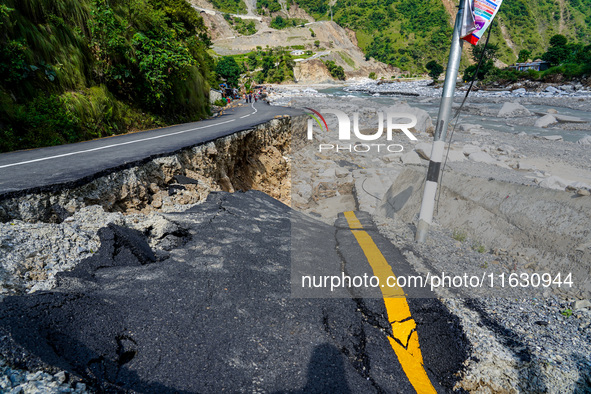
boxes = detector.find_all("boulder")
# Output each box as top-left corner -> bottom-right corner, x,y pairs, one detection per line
553,114 -> 586,123
497,144 -> 516,155
382,154 -> 400,163
335,167 -> 350,178
538,175 -> 570,191
542,135 -> 563,141
401,151 -> 423,165
573,300 -> 591,310
445,150 -> 466,162
534,115 -> 557,128
577,135 -> 591,145
297,183 -> 313,200
458,123 -> 483,132
517,161 -> 537,171
386,103 -> 434,134
318,168 -> 336,179
494,161 -> 512,169
570,181 -> 591,190
497,102 -> 531,117
560,84 -> 575,93
545,86 -> 559,93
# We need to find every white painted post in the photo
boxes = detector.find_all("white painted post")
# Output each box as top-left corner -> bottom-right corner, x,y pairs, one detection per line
415,0 -> 466,243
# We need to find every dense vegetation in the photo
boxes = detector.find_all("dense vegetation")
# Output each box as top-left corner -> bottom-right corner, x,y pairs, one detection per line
498,0 -> 591,56
216,56 -> 242,87
231,47 -> 296,84
463,34 -> 591,83
0,0 -> 214,152
257,0 -> 282,14
224,14 -> 257,35
425,60 -> 443,82
270,16 -> 306,29
290,0 -> 328,19
253,48 -> 295,83
292,0 -> 591,74
209,0 -> 247,14
296,0 -> 453,71
324,60 -> 345,80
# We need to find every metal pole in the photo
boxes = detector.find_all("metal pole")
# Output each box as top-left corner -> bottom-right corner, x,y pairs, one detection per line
415,0 -> 466,243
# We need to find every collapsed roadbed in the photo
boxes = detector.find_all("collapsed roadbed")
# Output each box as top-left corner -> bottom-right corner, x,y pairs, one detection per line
0,190 -> 469,393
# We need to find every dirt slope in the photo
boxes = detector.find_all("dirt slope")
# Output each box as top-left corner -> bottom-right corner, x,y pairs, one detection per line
214,20 -> 398,80
189,0 -> 398,80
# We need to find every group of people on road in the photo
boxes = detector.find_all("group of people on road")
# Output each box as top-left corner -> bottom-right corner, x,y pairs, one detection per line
243,90 -> 265,104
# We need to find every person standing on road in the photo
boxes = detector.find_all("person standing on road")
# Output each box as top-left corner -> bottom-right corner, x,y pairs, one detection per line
248,93 -> 252,103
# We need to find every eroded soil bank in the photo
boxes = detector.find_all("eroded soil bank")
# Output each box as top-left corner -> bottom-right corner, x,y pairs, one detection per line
0,116 -> 307,223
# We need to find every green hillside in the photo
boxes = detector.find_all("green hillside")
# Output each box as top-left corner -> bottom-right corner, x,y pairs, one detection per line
498,0 -> 591,54
292,0 -> 591,73
0,0 -> 214,152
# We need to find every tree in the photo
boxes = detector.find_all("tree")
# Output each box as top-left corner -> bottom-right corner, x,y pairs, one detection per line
270,15 -> 286,29
368,72 -> 377,80
542,34 -> 569,66
0,0 -> 214,152
549,34 -> 567,48
262,55 -> 274,74
425,60 -> 443,82
215,56 -> 241,87
472,42 -> 499,63
464,42 -> 498,80
324,60 -> 345,80
314,40 -> 320,48
247,53 -> 258,70
517,49 -> 531,63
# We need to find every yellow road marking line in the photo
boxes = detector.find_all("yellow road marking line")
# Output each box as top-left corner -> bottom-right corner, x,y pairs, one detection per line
344,211 -> 363,229
343,211 -> 436,394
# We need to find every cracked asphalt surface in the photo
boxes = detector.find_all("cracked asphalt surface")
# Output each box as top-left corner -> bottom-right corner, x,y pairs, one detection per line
0,191 -> 469,392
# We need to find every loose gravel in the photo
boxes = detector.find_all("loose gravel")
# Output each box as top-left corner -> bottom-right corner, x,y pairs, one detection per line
374,214 -> 591,393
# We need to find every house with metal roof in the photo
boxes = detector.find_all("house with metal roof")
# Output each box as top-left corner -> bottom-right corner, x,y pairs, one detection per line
509,60 -> 551,71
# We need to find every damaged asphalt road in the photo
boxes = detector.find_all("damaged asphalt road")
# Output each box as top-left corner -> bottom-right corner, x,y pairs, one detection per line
0,191 -> 469,393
